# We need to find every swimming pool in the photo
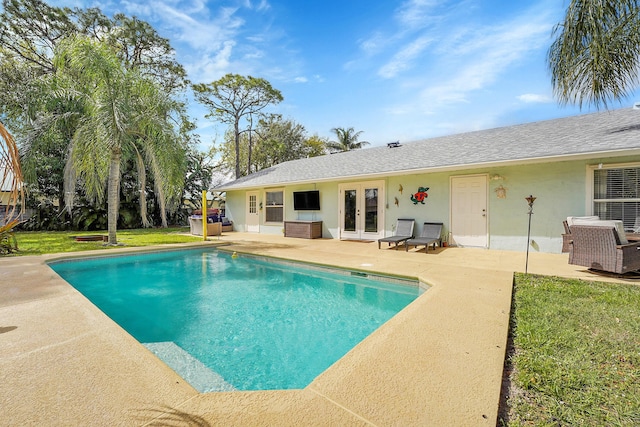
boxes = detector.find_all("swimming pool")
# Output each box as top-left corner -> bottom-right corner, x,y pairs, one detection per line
50,248 -> 422,392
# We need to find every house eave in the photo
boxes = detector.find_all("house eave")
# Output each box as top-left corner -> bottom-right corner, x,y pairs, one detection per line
213,148 -> 640,192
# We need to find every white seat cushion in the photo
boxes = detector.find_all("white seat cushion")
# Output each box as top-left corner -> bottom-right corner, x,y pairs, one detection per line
571,219 -> 628,244
566,216 -> 599,226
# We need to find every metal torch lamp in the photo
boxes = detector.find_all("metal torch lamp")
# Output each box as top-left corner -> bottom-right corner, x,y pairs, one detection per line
525,195 -> 536,273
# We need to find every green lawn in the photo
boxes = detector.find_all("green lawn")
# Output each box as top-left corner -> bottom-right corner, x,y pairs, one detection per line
505,274 -> 640,426
12,227 -> 203,256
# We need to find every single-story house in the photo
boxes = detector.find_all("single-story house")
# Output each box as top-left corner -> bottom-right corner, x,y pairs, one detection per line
213,107 -> 640,253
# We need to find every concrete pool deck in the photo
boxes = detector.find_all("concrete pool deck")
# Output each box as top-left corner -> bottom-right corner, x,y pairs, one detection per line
1,234 -> 636,426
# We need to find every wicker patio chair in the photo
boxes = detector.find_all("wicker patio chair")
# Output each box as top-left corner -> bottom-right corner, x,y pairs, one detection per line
563,216 -> 599,253
568,225 -> 640,274
561,220 -> 572,253
378,218 -> 415,249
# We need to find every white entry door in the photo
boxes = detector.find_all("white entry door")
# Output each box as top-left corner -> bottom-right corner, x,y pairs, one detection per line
450,175 -> 488,247
339,181 -> 384,240
246,191 -> 259,233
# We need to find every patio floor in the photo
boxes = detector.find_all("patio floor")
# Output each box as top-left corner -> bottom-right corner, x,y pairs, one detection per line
1,233 -> 635,426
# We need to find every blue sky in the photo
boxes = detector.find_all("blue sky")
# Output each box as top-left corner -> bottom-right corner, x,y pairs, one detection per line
49,0 -> 639,149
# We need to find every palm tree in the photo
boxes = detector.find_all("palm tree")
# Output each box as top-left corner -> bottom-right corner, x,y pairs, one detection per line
53,36 -> 185,244
548,0 -> 640,108
326,127 -> 369,153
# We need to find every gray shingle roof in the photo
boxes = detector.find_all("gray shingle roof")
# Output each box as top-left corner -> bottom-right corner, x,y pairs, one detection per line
215,108 -> 640,191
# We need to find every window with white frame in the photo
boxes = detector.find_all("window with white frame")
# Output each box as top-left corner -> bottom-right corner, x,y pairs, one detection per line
592,163 -> 640,230
264,190 -> 284,223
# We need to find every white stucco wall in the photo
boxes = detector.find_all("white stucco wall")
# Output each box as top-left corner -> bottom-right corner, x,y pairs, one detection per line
224,191 -> 246,232
382,160 -> 592,253
221,154 -> 640,253
483,160 -> 587,252
223,183 -> 340,236
384,173 -> 450,241
284,183 -> 339,237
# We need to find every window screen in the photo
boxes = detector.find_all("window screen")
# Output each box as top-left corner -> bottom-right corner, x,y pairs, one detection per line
265,191 -> 283,223
593,167 -> 640,230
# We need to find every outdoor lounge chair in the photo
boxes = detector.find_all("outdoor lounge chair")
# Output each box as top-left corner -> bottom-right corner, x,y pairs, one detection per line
405,222 -> 443,253
569,224 -> 640,274
378,218 -> 415,249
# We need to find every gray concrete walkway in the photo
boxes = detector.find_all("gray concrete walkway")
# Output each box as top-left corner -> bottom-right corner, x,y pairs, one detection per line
1,234 -> 633,426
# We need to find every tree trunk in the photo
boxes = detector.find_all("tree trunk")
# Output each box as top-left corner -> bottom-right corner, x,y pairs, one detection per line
247,114 -> 254,176
107,148 -> 122,245
234,119 -> 241,179
159,200 -> 168,228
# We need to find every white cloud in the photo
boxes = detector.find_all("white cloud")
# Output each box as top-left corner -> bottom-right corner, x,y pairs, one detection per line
241,0 -> 270,11
356,0 -> 442,57
294,76 -> 308,83
120,1 -> 153,16
349,0 -> 557,110
143,3 -> 244,53
378,35 -> 433,78
120,0 -> 289,82
242,47 -> 265,60
417,15 -> 553,108
361,2 -> 560,143
189,40 -> 236,82
395,0 -> 444,30
517,93 -> 552,103
256,0 -> 270,12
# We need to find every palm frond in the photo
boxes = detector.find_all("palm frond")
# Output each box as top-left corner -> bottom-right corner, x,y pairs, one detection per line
131,144 -> 150,228
0,219 -> 20,254
549,0 -> 640,108
68,120 -> 110,204
328,126 -> 369,152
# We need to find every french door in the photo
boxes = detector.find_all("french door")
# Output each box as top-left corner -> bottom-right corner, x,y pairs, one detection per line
339,181 -> 384,240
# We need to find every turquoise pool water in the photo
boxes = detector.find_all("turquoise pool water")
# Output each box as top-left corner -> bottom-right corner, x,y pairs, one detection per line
50,249 -> 421,391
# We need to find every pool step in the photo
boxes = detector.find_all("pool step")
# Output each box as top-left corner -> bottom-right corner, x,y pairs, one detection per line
143,342 -> 236,393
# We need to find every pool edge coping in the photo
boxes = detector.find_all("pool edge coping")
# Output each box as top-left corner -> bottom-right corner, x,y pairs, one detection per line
1,238 -> 514,426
